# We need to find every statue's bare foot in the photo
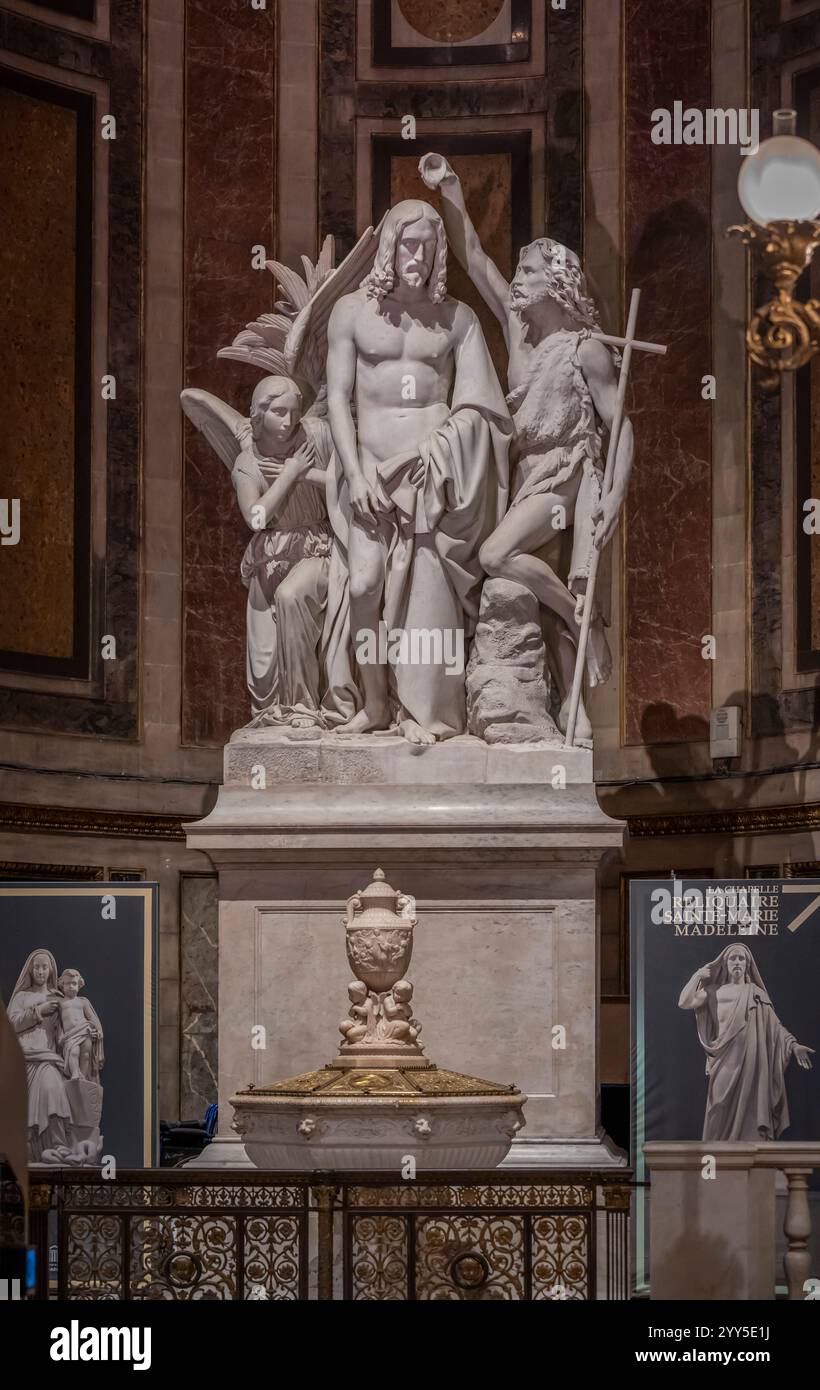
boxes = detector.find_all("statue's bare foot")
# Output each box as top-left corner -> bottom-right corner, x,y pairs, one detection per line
291,714 -> 320,729
558,696 -> 592,742
336,703 -> 391,735
586,618 -> 612,687
399,718 -> 436,745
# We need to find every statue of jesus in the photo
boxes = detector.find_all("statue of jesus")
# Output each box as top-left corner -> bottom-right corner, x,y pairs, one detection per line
324,199 -> 511,743
679,943 -> 814,1141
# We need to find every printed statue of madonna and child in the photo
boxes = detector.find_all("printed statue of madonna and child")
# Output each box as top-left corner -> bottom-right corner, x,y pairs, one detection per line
7,948 -> 105,1165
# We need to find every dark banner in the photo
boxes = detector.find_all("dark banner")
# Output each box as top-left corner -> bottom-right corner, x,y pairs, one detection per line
630,878 -> 820,1291
0,883 -> 158,1168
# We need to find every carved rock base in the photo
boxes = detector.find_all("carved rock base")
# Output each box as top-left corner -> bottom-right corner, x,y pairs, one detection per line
466,578 -> 561,744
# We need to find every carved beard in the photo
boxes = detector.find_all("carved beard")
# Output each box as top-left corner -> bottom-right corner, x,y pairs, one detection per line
510,280 -> 557,316
397,260 -> 430,290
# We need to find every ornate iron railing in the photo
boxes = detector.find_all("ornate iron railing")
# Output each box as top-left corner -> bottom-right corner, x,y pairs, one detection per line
22,1168 -> 633,1301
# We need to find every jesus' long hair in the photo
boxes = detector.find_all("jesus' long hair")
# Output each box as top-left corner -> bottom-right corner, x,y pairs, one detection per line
361,201 -> 448,304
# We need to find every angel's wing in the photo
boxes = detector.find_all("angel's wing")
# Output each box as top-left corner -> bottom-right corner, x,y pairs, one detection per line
217,236 -> 338,391
284,220 -> 384,393
302,385 -> 329,422
180,388 -> 247,472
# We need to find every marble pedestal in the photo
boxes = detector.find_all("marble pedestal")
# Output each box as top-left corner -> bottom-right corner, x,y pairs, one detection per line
185,731 -> 626,1169
645,1144 -> 777,1300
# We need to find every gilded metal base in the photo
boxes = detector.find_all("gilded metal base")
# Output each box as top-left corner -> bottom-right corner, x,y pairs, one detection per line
242,1063 -> 521,1099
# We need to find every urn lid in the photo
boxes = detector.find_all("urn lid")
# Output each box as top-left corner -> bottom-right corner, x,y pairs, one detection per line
347,867 -> 413,929
357,867 -> 397,905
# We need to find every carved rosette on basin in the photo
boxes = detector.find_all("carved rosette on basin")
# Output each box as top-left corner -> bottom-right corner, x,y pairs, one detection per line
231,868 -> 527,1170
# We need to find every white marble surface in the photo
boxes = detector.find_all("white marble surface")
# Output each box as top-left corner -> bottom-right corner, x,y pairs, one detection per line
224,730 -> 591,785
188,712 -> 624,1168
232,1093 -> 525,1171
189,848 -> 620,1164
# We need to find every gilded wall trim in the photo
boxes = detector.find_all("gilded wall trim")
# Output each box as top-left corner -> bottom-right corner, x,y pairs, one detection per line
4,799 -> 817,845
0,802 -> 186,842
627,803 -> 820,838
0,861 -> 104,879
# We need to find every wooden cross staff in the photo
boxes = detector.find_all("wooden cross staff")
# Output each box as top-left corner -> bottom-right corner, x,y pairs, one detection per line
564,288 -> 667,747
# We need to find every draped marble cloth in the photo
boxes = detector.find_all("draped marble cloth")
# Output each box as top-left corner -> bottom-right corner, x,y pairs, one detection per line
7,950 -> 73,1160
60,1002 -> 105,1080
679,946 -> 797,1142
232,416 -> 333,722
0,996 -> 28,1196
322,316 -> 512,737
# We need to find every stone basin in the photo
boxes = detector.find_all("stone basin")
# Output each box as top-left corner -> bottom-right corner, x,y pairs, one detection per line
231,1064 -> 527,1171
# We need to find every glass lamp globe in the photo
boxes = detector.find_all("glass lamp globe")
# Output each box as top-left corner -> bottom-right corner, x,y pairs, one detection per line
738,116 -> 820,225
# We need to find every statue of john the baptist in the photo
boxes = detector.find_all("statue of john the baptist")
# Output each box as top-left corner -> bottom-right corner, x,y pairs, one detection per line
420,153 -> 634,740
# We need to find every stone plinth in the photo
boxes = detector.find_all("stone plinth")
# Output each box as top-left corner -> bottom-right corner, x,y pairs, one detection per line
645,1143 -> 777,1300
185,731 -> 625,1168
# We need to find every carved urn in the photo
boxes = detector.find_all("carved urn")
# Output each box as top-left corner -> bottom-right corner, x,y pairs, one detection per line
344,867 -> 415,993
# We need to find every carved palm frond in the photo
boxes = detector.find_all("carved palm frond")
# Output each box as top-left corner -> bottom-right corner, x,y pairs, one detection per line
284,222 -> 383,392
267,260 -> 311,312
216,236 -> 339,385
252,313 -> 294,336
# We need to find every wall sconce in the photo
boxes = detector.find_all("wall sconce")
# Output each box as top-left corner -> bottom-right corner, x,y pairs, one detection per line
729,110 -> 820,387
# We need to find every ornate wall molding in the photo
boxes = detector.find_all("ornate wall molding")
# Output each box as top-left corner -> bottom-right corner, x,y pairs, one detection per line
627,802 -> 820,838
0,802 -> 186,842
4,799 -> 815,847
0,861 -> 104,879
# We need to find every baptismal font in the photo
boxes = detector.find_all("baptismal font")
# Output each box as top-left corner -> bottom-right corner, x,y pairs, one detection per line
230,869 -> 526,1170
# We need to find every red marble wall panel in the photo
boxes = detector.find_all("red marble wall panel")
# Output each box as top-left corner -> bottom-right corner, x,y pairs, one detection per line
183,0 -> 276,746
623,0 -> 713,745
